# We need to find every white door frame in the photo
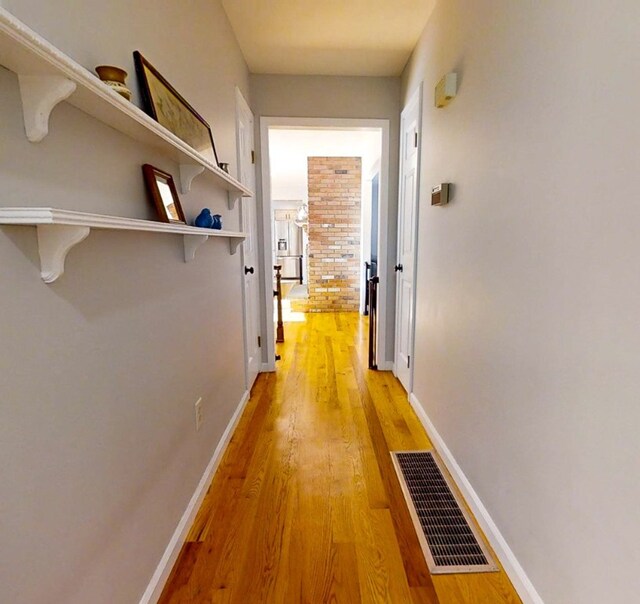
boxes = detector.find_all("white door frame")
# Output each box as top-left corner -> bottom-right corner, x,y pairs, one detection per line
394,84 -> 423,393
259,116 -> 391,371
235,87 -> 260,389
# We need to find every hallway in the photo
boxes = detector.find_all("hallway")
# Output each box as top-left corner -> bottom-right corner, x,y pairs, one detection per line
159,314 -> 520,603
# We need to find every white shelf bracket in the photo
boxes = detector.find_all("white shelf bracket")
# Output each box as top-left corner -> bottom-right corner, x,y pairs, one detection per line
227,191 -> 241,211
36,224 -> 90,283
183,234 -> 209,262
18,75 -> 77,142
228,238 -> 243,255
179,164 -> 205,194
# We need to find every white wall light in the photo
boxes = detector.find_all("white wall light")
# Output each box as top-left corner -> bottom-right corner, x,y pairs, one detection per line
434,73 -> 457,108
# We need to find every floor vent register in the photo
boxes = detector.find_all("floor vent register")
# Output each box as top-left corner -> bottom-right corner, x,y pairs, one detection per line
392,450 -> 498,574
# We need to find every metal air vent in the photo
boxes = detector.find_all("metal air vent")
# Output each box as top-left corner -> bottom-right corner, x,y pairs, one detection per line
392,450 -> 498,574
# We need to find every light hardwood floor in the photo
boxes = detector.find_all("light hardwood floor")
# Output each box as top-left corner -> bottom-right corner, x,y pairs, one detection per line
159,313 -> 521,603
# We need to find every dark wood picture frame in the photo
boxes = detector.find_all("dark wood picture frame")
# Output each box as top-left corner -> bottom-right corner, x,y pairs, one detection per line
142,164 -> 186,224
133,51 -> 220,167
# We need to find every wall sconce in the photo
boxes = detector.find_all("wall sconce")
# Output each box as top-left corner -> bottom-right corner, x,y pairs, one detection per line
435,73 -> 457,108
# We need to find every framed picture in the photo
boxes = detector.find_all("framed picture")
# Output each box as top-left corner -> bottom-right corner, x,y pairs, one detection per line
133,51 -> 220,167
142,164 -> 186,224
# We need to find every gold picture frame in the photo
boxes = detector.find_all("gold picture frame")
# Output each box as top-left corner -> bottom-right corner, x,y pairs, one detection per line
134,51 -> 220,167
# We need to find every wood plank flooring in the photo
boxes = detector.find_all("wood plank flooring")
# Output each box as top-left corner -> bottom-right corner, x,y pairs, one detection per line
159,313 -> 521,603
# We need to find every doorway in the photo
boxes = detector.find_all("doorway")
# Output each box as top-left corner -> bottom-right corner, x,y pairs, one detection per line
260,118 -> 390,371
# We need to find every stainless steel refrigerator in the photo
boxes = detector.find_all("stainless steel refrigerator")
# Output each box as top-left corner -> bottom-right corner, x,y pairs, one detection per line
275,215 -> 303,281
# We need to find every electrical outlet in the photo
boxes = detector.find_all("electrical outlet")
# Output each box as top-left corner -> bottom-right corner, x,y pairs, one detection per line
195,397 -> 203,431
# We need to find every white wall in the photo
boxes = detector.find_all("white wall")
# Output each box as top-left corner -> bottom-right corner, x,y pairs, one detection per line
251,75 -> 400,362
0,1 -> 249,602
273,200 -> 304,210
269,128 -> 382,202
403,1 -> 640,603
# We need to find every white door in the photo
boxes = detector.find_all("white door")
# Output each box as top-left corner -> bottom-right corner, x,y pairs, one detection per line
394,85 -> 422,392
236,89 -> 261,389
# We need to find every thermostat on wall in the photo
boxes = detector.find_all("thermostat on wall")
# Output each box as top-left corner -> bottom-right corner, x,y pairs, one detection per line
431,183 -> 450,206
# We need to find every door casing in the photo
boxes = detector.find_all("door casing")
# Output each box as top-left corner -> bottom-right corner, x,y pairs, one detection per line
258,117 -> 391,371
394,84 -> 423,393
235,87 -> 261,389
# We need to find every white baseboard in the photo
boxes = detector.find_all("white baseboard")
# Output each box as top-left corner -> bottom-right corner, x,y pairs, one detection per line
408,392 -> 544,604
261,361 -> 275,372
139,389 -> 251,604
376,360 -> 394,371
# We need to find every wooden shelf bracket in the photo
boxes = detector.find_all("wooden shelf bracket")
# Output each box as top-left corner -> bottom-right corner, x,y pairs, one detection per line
36,224 -> 90,283
18,75 -> 77,142
179,164 -> 206,194
228,237 -> 243,255
227,191 -> 241,211
183,233 -> 209,262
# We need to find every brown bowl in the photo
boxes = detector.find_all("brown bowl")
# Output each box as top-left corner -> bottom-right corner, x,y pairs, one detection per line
95,65 -> 128,84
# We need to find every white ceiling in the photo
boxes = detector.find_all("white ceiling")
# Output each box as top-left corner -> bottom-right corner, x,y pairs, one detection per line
269,128 -> 382,203
221,0 -> 436,77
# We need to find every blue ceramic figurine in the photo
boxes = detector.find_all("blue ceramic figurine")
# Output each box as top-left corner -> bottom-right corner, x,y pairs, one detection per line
211,214 -> 222,230
194,208 -> 214,228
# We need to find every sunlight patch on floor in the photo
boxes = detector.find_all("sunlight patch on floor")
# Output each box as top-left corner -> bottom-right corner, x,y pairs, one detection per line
275,298 -> 306,323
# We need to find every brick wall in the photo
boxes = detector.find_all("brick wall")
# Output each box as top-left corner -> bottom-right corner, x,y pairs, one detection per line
307,157 -> 361,312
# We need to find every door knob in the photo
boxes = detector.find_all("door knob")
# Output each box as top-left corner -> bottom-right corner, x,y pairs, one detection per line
394,264 -> 403,272
244,266 -> 254,275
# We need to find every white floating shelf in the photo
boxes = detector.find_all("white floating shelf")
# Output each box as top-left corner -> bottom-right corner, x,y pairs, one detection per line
0,207 -> 246,283
0,8 -> 252,201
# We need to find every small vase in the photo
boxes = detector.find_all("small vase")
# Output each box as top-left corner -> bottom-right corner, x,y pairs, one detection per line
194,208 -> 214,228
95,65 -> 132,101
